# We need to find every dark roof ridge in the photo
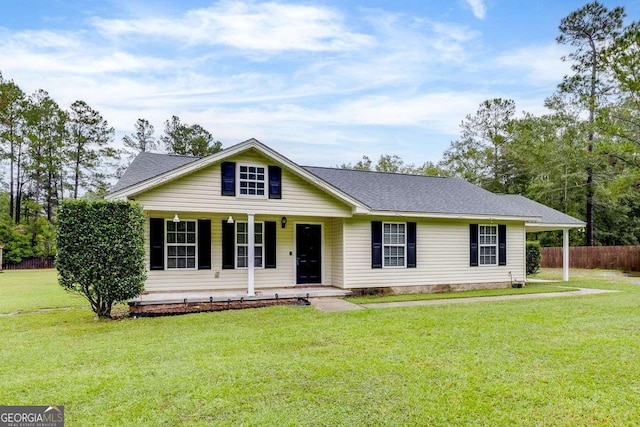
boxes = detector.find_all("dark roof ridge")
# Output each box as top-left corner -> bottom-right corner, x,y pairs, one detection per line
137,151 -> 203,160
303,165 -> 450,179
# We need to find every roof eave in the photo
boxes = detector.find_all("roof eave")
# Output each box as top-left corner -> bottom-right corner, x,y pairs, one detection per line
525,222 -> 586,231
362,210 -> 542,222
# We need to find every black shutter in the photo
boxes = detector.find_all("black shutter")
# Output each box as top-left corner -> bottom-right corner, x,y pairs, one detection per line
222,220 -> 235,269
372,221 -> 382,268
498,224 -> 507,266
407,222 -> 417,268
149,218 -> 164,270
221,162 -> 236,196
265,221 -> 277,268
268,166 -> 282,199
198,219 -> 211,270
470,224 -> 479,267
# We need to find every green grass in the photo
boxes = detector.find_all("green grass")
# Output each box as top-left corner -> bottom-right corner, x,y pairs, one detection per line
346,283 -> 573,304
2,269 -> 640,426
0,269 -> 85,313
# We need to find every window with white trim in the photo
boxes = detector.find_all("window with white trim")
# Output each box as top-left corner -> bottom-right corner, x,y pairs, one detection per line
238,165 -> 266,196
166,220 -> 197,269
383,222 -> 406,267
479,225 -> 497,266
236,222 -> 264,268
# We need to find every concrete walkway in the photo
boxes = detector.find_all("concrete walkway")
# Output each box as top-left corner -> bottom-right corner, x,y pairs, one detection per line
312,287 -> 617,312
311,298 -> 365,312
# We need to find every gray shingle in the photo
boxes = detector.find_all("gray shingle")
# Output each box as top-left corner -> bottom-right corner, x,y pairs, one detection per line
496,194 -> 585,225
304,167 -> 536,218
111,152 -> 201,193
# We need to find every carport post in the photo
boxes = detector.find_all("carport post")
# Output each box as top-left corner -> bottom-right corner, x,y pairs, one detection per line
563,228 -> 569,282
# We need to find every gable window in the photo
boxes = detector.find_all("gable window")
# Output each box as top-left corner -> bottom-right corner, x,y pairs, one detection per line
479,225 -> 497,266
383,222 -> 406,267
238,165 -> 266,196
166,220 -> 197,269
236,222 -> 264,268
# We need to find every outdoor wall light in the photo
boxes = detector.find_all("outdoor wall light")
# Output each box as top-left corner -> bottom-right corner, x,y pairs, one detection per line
227,215 -> 234,224
281,216 -> 287,229
173,214 -> 180,223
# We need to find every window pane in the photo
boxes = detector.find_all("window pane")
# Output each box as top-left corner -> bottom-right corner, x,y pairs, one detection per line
167,233 -> 175,243
187,258 -> 196,269
167,258 -> 176,268
187,246 -> 195,256
168,246 -> 176,256
187,233 -> 196,244
167,222 -> 175,232
237,255 -> 247,268
177,258 -> 186,269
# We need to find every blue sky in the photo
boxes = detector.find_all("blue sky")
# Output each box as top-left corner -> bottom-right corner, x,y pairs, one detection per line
2,0 -> 639,167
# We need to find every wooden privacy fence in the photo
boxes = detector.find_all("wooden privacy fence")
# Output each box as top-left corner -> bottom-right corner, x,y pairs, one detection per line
2,257 -> 55,270
541,246 -> 640,271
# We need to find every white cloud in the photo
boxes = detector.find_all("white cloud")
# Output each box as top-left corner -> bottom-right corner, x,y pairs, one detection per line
465,0 -> 486,20
0,1 -> 563,167
92,1 -> 373,52
494,43 -> 571,85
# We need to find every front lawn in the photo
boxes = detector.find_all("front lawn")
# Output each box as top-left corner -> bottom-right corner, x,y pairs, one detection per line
346,283 -> 573,304
0,269 -> 85,313
1,269 -> 640,426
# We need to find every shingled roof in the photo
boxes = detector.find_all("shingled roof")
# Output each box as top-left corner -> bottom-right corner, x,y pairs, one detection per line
496,194 -> 585,226
111,152 -> 200,193
303,166 -> 584,224
110,149 -> 584,226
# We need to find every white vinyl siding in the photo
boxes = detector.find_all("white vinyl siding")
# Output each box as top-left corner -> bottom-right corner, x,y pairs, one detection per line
135,151 -> 352,217
343,218 -> 525,289
166,220 -> 196,269
236,222 -> 263,268
330,218 -> 344,287
383,222 -> 406,267
479,225 -> 498,266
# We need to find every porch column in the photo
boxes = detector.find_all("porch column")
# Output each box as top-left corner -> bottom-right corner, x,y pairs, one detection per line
563,228 -> 570,282
247,213 -> 255,296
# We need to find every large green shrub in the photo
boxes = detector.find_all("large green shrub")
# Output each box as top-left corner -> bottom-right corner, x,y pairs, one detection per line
526,241 -> 542,275
56,200 -> 146,318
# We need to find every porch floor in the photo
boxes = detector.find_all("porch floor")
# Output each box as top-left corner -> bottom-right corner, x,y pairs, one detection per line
129,286 -> 352,315
133,286 -> 351,305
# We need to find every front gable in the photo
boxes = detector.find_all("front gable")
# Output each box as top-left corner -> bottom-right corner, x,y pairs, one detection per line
132,147 -> 354,217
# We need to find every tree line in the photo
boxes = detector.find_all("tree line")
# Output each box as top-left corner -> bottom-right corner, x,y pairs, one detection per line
0,76 -> 222,262
341,2 -> 640,247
